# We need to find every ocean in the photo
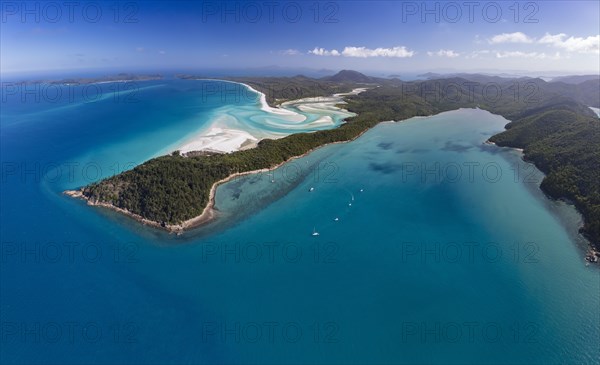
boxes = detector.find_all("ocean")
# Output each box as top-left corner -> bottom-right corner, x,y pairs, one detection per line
1,80 -> 598,364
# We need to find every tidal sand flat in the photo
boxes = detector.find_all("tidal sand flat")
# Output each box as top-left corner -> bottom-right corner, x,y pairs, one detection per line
176,82 -> 364,154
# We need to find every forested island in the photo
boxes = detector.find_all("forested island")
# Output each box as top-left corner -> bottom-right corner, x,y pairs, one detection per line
68,71 -> 600,252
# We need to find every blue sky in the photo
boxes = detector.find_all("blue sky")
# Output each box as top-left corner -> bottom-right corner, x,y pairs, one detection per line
1,1 -> 599,76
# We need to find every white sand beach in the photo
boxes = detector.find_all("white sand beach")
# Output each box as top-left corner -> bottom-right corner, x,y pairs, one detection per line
178,127 -> 258,154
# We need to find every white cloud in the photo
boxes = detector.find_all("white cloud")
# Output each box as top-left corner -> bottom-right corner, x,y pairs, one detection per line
465,50 -> 491,59
488,32 -> 534,44
427,49 -> 460,58
486,31 -> 599,54
135,47 -> 145,52
341,46 -> 414,58
539,33 -> 599,54
465,49 -> 561,60
158,50 -> 166,55
538,33 -> 566,45
309,47 -> 340,56
495,51 -> 547,59
310,46 -> 414,58
495,51 -> 563,60
280,49 -> 301,56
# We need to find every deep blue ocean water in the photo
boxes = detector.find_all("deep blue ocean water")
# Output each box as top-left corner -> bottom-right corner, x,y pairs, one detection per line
1,80 -> 599,364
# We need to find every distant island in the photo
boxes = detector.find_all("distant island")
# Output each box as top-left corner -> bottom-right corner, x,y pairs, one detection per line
23,73 -> 163,85
66,71 -> 600,256
549,74 -> 600,84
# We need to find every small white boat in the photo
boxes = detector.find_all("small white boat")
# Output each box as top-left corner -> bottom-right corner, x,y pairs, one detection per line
309,187 -> 314,192
312,227 -> 320,236
334,217 -> 339,222
271,179 -> 275,183
348,203 -> 352,207
360,188 -> 364,192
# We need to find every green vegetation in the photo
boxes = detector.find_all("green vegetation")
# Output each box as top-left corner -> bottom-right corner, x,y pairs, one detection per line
177,74 -> 361,105
81,72 -> 600,248
489,99 -> 599,247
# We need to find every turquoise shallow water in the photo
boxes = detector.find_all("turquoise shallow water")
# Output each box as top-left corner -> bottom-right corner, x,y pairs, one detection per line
1,81 -> 599,364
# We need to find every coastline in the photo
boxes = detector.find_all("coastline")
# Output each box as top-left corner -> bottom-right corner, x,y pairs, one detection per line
65,105 -> 600,260
65,82 -> 369,233
485,139 -> 598,262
